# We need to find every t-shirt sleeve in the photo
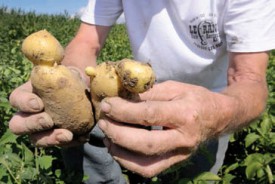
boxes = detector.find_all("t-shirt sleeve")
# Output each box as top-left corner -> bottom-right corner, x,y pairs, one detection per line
224,0 -> 275,52
81,0 -> 123,26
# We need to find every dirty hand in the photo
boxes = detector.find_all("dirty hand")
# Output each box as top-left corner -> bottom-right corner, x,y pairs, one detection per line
98,80 -> 233,177
8,68 -> 89,147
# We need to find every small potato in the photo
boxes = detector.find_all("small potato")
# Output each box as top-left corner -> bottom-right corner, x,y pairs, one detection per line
116,59 -> 156,93
86,62 -> 125,100
86,62 -> 131,121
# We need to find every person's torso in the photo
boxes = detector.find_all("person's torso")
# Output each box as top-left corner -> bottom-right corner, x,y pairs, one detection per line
122,0 -> 228,91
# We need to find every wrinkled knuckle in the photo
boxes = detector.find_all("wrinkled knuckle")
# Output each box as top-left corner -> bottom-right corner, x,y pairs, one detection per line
37,113 -> 54,130
142,103 -> 158,125
184,109 -> 200,124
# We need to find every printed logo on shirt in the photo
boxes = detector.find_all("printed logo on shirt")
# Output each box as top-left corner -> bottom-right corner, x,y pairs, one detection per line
189,13 -> 223,51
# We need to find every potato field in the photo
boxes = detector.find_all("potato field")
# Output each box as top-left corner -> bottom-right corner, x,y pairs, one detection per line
0,7 -> 274,184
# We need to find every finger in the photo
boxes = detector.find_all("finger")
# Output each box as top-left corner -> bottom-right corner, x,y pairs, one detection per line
9,112 -> 54,135
106,142 -> 191,178
100,97 -> 183,126
30,128 -> 74,147
9,81 -> 44,112
139,80 -> 192,101
99,119 -> 192,155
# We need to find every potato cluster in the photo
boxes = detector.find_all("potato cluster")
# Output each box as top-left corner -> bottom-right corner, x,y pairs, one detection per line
85,59 -> 156,121
22,30 -> 156,135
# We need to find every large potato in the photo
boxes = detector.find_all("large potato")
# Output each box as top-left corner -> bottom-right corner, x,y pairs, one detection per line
22,30 -> 94,135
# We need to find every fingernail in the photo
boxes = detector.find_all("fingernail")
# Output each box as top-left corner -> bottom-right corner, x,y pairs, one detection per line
98,120 -> 107,130
29,98 -> 41,110
100,101 -> 111,113
56,132 -> 73,143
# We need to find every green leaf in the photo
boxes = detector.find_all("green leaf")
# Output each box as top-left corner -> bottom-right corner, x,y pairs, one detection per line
55,169 -> 61,178
178,178 -> 192,184
0,129 -> 18,145
245,162 -> 263,179
260,117 -> 272,135
264,165 -> 274,184
263,153 -> 275,165
224,163 -> 240,173
221,174 -> 236,184
244,153 -> 264,165
5,153 -> 23,165
37,155 -> 54,170
20,167 -> 37,181
245,133 -> 260,148
22,143 -> 34,164
193,172 -> 221,182
0,166 -> 8,179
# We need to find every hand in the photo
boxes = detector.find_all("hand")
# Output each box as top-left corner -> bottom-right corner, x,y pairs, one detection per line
9,67 -> 89,147
98,80 -> 233,177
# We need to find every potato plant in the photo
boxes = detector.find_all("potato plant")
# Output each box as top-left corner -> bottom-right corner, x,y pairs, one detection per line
0,7 -> 274,184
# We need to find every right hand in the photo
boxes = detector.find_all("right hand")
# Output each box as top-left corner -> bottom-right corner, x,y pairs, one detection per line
8,81 -> 87,147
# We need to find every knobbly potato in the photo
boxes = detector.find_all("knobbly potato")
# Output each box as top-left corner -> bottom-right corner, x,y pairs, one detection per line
85,59 -> 155,121
22,30 -> 94,135
85,61 -> 131,121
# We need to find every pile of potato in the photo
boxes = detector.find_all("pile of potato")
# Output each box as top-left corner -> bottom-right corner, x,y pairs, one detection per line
22,30 -> 155,135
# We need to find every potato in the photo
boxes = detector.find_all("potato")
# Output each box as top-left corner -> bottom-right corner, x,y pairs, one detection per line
22,30 -> 94,135
21,30 -> 64,66
85,62 -> 131,120
116,59 -> 156,93
85,59 -> 155,121
85,62 -> 125,99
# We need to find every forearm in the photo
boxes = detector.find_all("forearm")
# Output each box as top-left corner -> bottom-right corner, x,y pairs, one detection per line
220,78 -> 268,133
209,52 -> 269,137
61,23 -> 111,82
63,37 -> 98,70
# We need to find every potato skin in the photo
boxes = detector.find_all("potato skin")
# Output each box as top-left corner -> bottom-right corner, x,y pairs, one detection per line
31,65 -> 94,135
87,62 -> 132,121
116,59 -> 156,93
86,60 -> 153,121
22,30 -> 64,66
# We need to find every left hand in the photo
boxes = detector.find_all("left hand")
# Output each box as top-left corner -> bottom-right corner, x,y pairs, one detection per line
98,80 -> 234,177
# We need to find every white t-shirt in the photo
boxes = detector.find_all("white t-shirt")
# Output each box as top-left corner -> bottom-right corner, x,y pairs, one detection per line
81,0 -> 275,92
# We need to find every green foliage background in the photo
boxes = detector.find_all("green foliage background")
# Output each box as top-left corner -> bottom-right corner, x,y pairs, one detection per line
0,7 -> 274,184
